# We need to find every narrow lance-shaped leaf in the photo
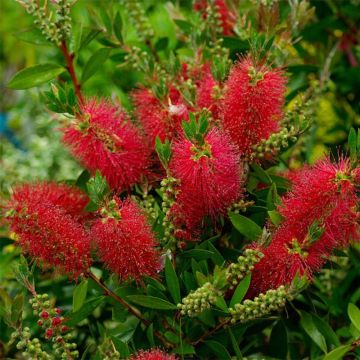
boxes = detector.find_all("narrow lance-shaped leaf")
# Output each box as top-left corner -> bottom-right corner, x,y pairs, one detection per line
8,64 -> 65,89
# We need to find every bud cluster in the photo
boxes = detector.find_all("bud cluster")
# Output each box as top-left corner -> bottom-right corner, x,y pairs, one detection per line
121,0 -> 154,40
29,293 -> 78,359
226,249 -> 264,289
133,192 -> 158,222
11,327 -> 51,360
228,199 -> 255,214
21,0 -> 72,45
250,126 -> 298,159
160,177 -> 180,249
205,3 -> 226,36
178,282 -> 221,317
229,285 -> 288,323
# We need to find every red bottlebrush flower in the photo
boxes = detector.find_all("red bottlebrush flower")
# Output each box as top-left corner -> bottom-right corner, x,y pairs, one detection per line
221,57 -> 286,155
63,98 -> 150,191
132,87 -> 189,146
194,0 -> 236,36
4,183 -> 92,278
8,182 -> 89,220
91,198 -> 161,282
131,349 -> 176,360
170,128 -> 243,237
195,64 -> 221,120
249,157 -> 359,296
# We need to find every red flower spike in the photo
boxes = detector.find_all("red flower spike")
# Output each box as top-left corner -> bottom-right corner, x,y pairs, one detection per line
170,128 -> 243,238
249,157 -> 359,296
221,57 -> 286,155
4,184 -> 92,278
130,348 -> 176,360
91,198 -> 161,282
63,98 -> 150,191
195,64 -> 221,120
132,87 -> 189,146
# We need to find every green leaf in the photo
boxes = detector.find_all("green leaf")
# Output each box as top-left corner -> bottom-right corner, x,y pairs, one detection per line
266,183 -> 281,211
165,257 -> 181,304
230,273 -> 251,308
322,345 -> 352,360
69,23 -> 83,54
14,28 -> 50,45
113,12 -> 123,43
269,320 -> 288,359
300,311 -> 327,353
228,212 -> 262,240
348,127 -> 357,161
73,280 -> 88,312
268,210 -> 283,226
126,295 -> 177,310
312,314 -> 340,347
250,164 -> 272,185
8,64 -> 65,89
86,171 -> 109,206
173,343 -> 196,355
228,328 -> 243,359
179,249 -> 215,261
214,296 -> 228,312
110,336 -> 130,357
205,340 -> 231,360
82,48 -> 111,83
11,294 -> 24,325
348,303 -> 360,332
66,296 -> 104,327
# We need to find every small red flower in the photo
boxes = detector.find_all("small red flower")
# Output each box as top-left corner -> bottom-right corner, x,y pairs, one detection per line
91,198 -> 161,282
132,87 -> 189,146
221,57 -> 286,155
45,328 -> 53,339
4,183 -> 92,278
130,348 -> 176,360
170,128 -> 243,238
63,98 -> 150,191
40,311 -> 49,319
51,317 -> 62,326
249,157 -> 359,296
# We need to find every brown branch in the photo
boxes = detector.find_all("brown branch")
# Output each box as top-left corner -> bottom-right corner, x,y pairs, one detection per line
87,272 -> 174,349
192,319 -> 230,346
59,40 -> 84,105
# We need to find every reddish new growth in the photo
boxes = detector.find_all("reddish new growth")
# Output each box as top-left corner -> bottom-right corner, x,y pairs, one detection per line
4,183 -> 91,277
194,0 -> 236,36
249,157 -> 359,296
91,198 -> 161,282
221,57 -> 286,155
132,87 -> 189,146
131,349 -> 176,360
63,98 -> 150,191
170,128 -> 243,239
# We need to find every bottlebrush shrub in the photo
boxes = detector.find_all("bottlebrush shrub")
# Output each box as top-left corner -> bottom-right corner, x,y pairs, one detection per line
2,0 -> 360,359
63,98 -> 150,191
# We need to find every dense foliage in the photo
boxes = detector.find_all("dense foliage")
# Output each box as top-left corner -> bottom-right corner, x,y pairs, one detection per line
0,1 -> 359,359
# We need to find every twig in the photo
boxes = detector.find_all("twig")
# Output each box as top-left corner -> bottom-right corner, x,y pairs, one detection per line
59,40 -> 84,104
191,318 -> 230,346
87,272 -> 174,349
